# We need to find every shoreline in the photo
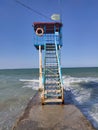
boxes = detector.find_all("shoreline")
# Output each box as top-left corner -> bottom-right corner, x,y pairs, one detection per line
12,91 -> 96,130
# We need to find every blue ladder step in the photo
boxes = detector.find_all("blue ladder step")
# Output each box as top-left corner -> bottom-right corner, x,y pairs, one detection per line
44,93 -> 62,97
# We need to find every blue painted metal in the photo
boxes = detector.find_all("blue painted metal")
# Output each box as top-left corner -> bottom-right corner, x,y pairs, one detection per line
55,33 -> 63,85
42,25 -> 63,98
33,22 -> 64,103
33,22 -> 62,50
33,33 -> 62,49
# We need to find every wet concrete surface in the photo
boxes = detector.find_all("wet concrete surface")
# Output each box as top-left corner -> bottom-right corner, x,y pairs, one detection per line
12,92 -> 96,130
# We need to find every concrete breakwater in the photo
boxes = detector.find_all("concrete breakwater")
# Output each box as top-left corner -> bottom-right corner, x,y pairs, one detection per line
12,91 -> 96,130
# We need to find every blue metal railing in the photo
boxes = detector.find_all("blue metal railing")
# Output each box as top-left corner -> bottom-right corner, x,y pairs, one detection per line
54,33 -> 63,86
34,33 -> 62,46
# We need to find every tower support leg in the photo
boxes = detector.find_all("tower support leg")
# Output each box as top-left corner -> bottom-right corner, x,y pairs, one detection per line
39,45 -> 43,91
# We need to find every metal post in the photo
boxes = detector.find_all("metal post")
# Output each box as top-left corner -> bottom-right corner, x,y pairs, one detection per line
39,45 -> 43,91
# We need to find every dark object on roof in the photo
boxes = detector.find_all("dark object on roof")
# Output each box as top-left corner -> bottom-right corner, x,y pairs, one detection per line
33,22 -> 62,34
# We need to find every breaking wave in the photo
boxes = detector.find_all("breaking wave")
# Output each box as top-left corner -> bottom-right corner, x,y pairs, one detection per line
63,75 -> 98,129
20,76 -> 98,129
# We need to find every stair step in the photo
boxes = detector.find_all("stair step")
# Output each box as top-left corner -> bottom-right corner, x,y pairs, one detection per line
45,70 -> 58,73
45,60 -> 57,62
45,55 -> 57,57
46,51 -> 56,53
46,66 -> 58,68
45,57 -> 57,58
45,62 -> 58,64
43,42 -> 62,101
46,47 -> 55,49
45,86 -> 61,89
43,98 -> 63,103
45,89 -> 61,93
45,80 -> 60,83
45,65 -> 58,67
45,84 -> 61,87
45,81 -> 60,84
46,69 -> 58,71
45,69 -> 58,71
44,93 -> 62,97
46,44 -> 55,46
45,74 -> 59,77
46,52 -> 56,55
45,87 -> 61,90
45,62 -> 57,63
46,49 -> 56,51
46,47 -> 55,48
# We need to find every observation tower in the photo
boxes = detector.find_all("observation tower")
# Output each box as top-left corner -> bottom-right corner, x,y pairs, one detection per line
33,22 -> 64,104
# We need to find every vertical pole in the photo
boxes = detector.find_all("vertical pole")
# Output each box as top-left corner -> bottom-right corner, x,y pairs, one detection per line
58,0 -> 62,23
39,45 -> 43,91
59,45 -> 61,64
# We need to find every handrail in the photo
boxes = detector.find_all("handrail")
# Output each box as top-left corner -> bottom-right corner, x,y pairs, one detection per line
54,34 -> 63,86
42,37 -> 46,88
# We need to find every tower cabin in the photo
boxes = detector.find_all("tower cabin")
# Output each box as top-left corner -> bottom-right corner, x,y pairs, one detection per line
33,22 -> 62,49
33,22 -> 64,104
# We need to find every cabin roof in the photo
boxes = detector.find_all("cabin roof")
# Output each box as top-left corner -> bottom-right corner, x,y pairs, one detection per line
33,22 -> 62,33
33,22 -> 62,27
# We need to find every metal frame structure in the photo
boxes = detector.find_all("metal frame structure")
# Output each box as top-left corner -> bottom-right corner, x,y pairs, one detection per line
33,22 -> 64,104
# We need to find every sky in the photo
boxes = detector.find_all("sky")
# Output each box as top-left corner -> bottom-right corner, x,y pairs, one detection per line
0,0 -> 98,69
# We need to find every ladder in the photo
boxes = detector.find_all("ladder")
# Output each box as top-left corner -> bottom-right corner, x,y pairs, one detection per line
41,41 -> 64,104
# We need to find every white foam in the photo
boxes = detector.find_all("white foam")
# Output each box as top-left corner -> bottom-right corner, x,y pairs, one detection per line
19,76 -> 98,128
19,79 -> 39,83
20,79 -> 39,90
62,75 -> 98,128
63,75 -> 98,87
63,76 -> 97,104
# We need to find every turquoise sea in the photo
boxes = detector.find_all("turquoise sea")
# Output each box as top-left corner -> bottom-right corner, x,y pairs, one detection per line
0,67 -> 98,130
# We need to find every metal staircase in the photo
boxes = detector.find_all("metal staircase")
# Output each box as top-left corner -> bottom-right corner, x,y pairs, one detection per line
41,42 -> 64,104
33,22 -> 63,104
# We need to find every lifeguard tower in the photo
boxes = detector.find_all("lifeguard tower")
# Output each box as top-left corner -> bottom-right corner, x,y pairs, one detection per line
33,22 -> 64,104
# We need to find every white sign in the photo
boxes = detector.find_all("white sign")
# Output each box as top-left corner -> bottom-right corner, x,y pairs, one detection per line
51,14 -> 60,21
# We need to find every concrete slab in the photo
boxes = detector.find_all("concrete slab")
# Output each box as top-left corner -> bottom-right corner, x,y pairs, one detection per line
12,92 -> 96,130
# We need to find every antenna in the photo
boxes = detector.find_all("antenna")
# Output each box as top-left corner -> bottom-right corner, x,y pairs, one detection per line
58,0 -> 62,22
15,0 -> 51,20
51,0 -> 62,22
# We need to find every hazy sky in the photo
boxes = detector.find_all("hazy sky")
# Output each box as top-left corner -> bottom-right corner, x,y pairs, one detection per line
0,0 -> 98,69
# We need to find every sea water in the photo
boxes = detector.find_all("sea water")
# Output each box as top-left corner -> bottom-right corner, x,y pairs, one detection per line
0,67 -> 98,130
0,69 -> 38,130
62,67 -> 98,130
